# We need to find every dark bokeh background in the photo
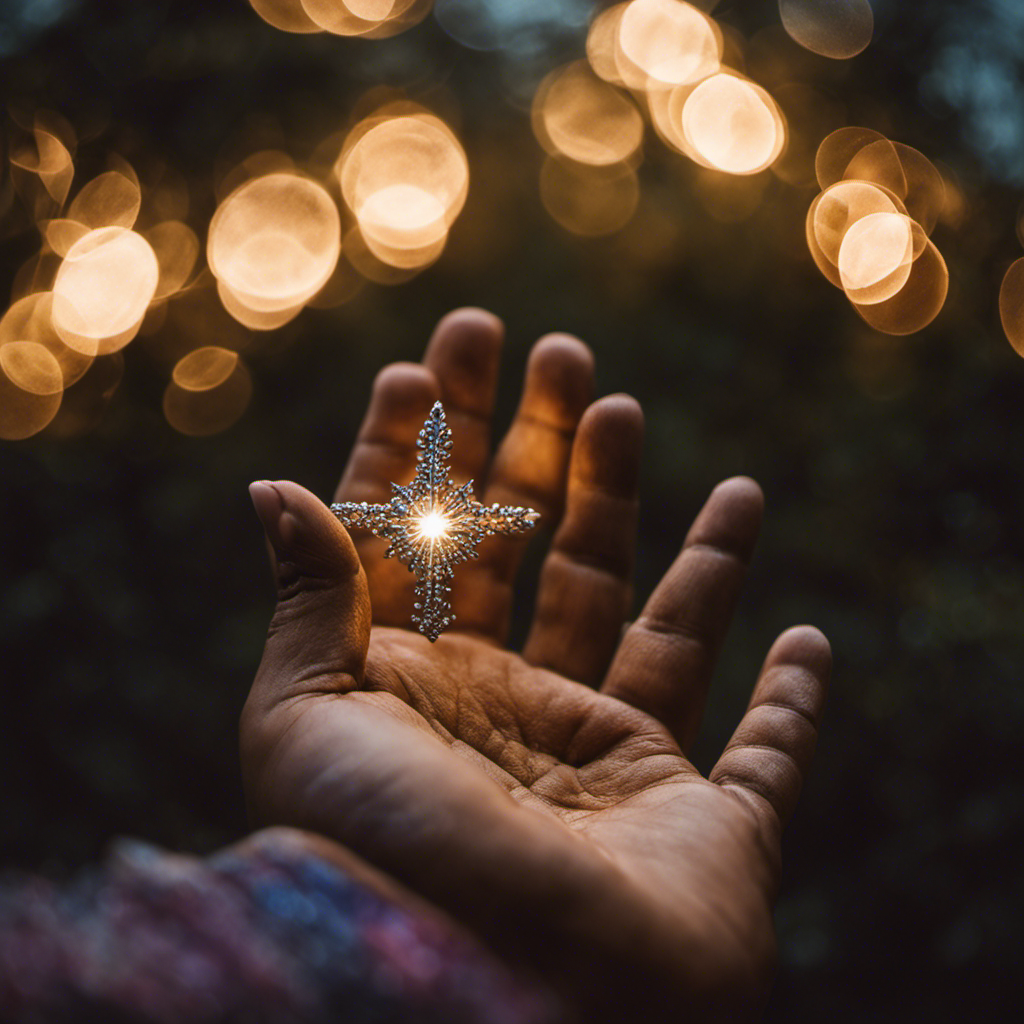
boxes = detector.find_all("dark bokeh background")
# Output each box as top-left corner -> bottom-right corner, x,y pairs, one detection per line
1,1 -> 1021,1020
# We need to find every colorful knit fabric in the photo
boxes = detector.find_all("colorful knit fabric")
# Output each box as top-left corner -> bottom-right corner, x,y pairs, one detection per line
0,831 -> 558,1023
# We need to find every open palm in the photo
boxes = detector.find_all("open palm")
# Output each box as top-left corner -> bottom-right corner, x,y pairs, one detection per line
242,310 -> 830,1022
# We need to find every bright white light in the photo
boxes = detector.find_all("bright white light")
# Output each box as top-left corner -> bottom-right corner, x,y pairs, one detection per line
416,511 -> 449,540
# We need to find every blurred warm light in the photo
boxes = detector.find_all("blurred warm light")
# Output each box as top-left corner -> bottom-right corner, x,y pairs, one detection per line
44,219 -> 90,257
778,0 -> 873,60
0,341 -> 64,440
52,227 -> 160,355
587,3 -> 629,86
9,126 -> 74,209
0,292 -> 93,387
307,256 -> 365,308
682,73 -> 785,175
888,143 -> 945,236
533,61 -> 644,167
616,0 -> 721,89
164,354 -> 253,436
807,180 -> 906,288
248,0 -> 322,33
0,340 -> 64,396
807,125 -> 949,333
9,251 -> 62,305
339,110 -> 468,269
341,227 -> 423,285
67,170 -> 142,230
644,81 -> 695,158
815,126 -> 887,191
144,221 -> 200,300
852,238 -> 948,335
172,346 -> 240,392
843,139 -> 907,201
839,139 -> 945,237
216,278 -> 307,331
999,258 -> 1024,358
837,212 -> 921,305
298,0 -> 430,38
540,157 -> 640,237
207,172 -> 341,320
359,184 -> 447,251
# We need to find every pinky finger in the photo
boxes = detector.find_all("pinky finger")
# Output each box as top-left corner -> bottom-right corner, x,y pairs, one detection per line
709,626 -> 831,839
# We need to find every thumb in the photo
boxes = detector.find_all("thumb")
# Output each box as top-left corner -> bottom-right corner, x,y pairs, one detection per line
248,480 -> 371,701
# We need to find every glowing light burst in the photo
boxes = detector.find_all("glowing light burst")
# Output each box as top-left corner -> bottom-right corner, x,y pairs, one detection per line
331,401 -> 540,641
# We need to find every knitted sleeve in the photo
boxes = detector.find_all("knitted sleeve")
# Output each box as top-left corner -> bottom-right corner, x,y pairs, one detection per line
0,829 -> 559,1024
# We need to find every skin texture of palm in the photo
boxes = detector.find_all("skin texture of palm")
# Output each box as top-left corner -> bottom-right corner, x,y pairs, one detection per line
241,309 -> 831,1023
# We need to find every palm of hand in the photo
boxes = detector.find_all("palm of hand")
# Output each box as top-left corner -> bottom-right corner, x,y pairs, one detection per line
242,311 -> 829,1021
252,626 -> 775,1018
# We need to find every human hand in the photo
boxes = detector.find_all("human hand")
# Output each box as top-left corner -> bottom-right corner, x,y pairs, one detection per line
241,309 -> 831,1022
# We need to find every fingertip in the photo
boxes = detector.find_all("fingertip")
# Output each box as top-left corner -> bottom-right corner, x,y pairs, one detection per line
371,361 -> 439,405
423,309 -> 504,415
711,476 -> 765,515
530,333 -> 596,385
254,480 -> 362,580
361,363 -> 441,443
686,477 -> 764,562
585,392 -> 644,430
431,306 -> 505,344
766,625 -> 833,682
523,333 -> 595,429
249,479 -> 283,533
572,394 -> 645,494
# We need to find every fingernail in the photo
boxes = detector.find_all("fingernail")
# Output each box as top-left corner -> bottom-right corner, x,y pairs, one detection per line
249,481 -> 285,550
